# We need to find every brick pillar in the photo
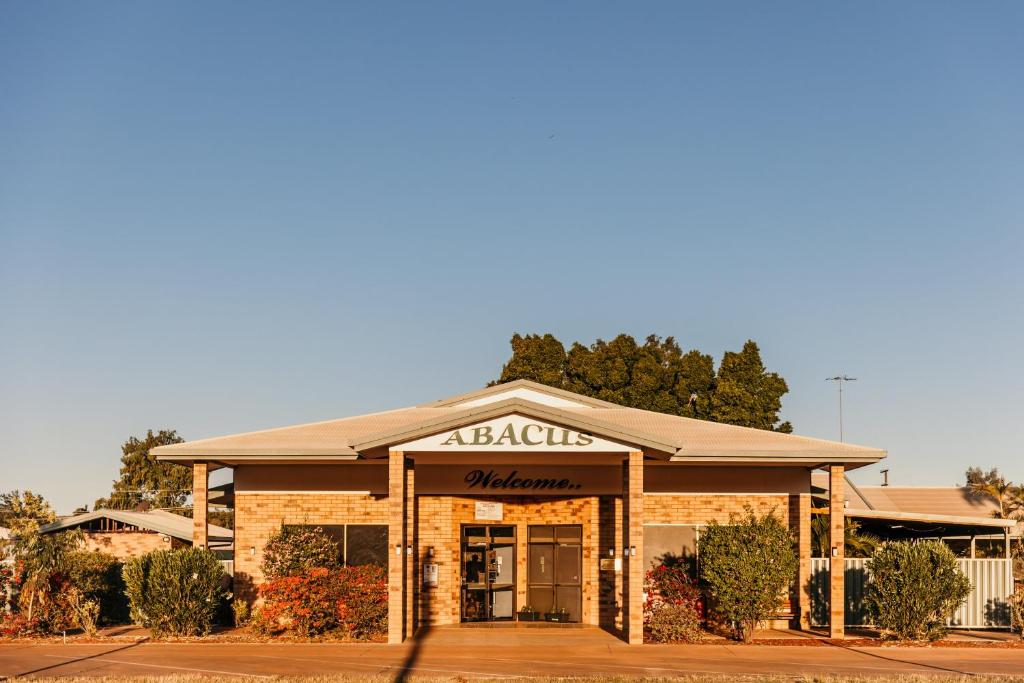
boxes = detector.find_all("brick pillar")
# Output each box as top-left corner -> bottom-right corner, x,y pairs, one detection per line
625,451 -> 644,644
388,451 -> 406,644
829,464 -> 845,639
192,462 -> 209,548
797,492 -> 812,629
405,463 -> 416,637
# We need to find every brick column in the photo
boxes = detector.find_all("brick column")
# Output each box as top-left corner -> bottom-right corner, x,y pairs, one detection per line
829,464 -> 845,639
192,462 -> 209,548
388,451 -> 406,644
405,463 -> 416,637
797,492 -> 812,629
625,451 -> 644,644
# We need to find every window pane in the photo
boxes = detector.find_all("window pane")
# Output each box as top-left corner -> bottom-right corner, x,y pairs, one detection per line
529,544 -> 553,584
345,524 -> 388,566
529,525 -> 555,542
556,525 -> 582,543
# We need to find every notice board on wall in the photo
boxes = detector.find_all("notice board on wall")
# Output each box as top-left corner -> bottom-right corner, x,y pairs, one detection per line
475,501 -> 504,521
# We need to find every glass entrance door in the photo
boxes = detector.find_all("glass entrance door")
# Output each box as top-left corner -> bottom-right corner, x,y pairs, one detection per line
527,525 -> 583,622
461,525 -> 516,622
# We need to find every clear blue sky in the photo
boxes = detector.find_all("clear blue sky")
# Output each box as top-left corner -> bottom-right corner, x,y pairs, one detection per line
2,2 -> 1022,513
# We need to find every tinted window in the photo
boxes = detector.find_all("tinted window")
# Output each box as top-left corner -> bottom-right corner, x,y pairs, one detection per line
345,524 -> 388,566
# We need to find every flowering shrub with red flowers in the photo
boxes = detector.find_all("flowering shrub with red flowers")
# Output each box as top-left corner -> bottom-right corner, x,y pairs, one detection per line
643,564 -> 704,643
250,564 -> 386,640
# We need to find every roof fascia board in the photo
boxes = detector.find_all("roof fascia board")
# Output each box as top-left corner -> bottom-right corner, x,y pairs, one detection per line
845,507 -> 1019,528
40,510 -> 231,540
353,398 -> 676,455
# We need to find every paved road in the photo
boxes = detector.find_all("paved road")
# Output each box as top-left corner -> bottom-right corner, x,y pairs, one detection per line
2,628 -> 1023,679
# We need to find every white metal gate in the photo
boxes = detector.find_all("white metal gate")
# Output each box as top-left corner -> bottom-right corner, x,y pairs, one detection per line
810,558 -> 1014,629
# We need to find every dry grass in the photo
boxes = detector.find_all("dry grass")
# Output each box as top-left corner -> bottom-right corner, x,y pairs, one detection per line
14,676 -> 1024,683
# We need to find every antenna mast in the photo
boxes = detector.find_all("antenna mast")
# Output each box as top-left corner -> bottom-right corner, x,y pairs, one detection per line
825,375 -> 857,442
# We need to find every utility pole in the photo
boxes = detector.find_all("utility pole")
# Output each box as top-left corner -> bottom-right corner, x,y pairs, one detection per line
825,375 -> 856,442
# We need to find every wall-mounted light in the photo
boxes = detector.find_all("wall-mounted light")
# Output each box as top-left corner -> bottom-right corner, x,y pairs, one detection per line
395,544 -> 402,555
630,546 -> 637,557
623,546 -> 629,557
426,546 -> 434,558
831,546 -> 838,557
161,535 -> 170,543
608,547 -> 615,557
406,545 -> 412,556
250,546 -> 256,557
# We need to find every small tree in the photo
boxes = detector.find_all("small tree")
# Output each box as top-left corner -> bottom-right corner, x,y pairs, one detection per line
866,540 -> 972,641
699,507 -> 798,642
1009,584 -> 1023,639
261,525 -> 340,579
123,547 -> 227,636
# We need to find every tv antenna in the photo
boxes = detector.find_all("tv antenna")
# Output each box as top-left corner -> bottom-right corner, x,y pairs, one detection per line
825,375 -> 856,442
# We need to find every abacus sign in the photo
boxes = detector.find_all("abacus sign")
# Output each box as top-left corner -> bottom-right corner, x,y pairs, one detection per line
396,414 -> 633,452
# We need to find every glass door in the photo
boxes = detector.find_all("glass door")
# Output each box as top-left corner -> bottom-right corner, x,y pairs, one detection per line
461,525 -> 516,621
527,525 -> 583,622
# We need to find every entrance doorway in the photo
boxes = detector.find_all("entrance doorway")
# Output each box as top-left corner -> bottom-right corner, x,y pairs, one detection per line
527,525 -> 583,622
461,525 -> 516,621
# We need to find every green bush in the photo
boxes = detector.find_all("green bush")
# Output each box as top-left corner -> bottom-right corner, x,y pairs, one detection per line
647,604 -> 703,643
866,540 -> 972,641
261,525 -> 340,579
63,551 -> 128,625
698,507 -> 798,642
123,547 -> 227,637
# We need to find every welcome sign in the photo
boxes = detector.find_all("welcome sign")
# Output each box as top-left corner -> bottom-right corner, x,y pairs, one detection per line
396,414 -> 632,452
415,464 -> 622,495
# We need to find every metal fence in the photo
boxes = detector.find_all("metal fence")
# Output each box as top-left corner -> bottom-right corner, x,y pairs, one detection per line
810,558 -> 1015,629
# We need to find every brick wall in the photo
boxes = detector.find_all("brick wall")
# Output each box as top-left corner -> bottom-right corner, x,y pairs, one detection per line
234,491 -> 389,601
231,488 -> 812,629
81,532 -> 172,559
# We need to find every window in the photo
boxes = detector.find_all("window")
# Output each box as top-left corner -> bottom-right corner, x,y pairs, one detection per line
286,524 -> 388,567
643,524 -> 700,575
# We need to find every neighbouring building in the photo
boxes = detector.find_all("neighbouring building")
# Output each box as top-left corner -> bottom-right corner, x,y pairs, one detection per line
811,472 -> 1020,557
39,508 -> 233,560
153,379 -> 887,643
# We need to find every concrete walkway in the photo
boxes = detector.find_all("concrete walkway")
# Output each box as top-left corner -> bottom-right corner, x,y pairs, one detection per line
2,627 -> 1023,679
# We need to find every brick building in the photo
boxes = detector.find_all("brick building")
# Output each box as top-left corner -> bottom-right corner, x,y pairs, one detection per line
39,508 -> 233,560
153,380 -> 885,643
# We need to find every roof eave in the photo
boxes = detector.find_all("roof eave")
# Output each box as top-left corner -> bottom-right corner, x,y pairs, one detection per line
846,507 -> 1019,528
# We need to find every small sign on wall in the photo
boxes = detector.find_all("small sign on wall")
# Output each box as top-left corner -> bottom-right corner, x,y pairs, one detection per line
423,563 -> 439,587
475,501 -> 504,521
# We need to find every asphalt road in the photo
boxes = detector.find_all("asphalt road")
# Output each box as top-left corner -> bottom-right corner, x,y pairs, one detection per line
2,628 -> 1023,679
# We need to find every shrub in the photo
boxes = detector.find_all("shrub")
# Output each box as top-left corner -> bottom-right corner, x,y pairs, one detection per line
866,540 -> 972,641
644,564 -> 703,643
232,598 -> 251,627
123,547 -> 227,637
1011,584 -> 1024,639
63,551 -> 128,625
647,604 -> 703,643
261,526 -> 341,580
250,564 -> 386,639
698,507 -> 798,642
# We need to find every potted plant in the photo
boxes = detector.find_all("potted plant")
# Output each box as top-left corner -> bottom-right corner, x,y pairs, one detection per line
545,607 -> 569,623
517,605 -> 540,622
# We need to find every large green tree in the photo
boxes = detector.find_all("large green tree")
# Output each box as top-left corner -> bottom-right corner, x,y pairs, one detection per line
492,333 -> 566,386
94,430 -> 190,511
710,340 -> 792,433
493,333 -> 790,430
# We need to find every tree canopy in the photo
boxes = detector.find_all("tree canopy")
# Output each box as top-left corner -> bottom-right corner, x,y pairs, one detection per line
0,490 -> 57,537
494,333 -> 791,431
94,430 -> 190,511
